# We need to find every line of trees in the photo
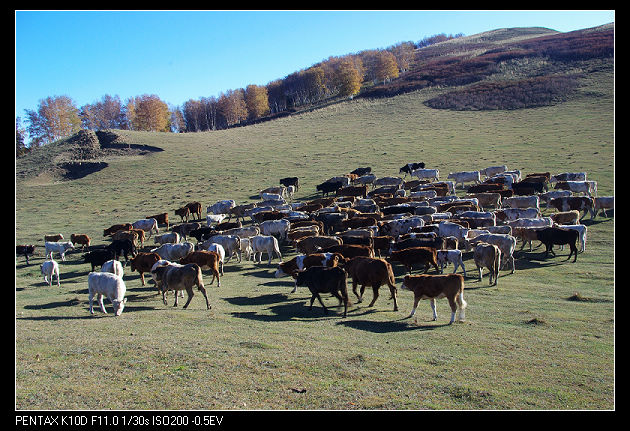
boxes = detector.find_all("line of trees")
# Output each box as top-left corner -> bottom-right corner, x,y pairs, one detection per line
17,36 -> 460,151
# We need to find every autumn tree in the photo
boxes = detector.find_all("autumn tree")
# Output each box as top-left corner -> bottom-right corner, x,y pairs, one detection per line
79,94 -> 127,131
16,117 -> 29,156
125,94 -> 171,132
24,95 -> 82,146
389,41 -> 415,72
244,84 -> 270,120
335,57 -> 362,97
217,89 -> 247,127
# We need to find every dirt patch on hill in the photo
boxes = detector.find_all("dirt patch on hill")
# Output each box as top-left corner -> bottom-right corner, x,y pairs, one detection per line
17,130 -> 162,185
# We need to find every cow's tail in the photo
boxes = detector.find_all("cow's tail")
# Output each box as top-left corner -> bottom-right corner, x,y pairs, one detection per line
194,264 -> 204,290
457,277 -> 468,310
273,237 -> 282,260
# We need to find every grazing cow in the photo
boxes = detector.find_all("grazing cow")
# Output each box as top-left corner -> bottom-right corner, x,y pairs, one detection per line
295,236 -> 342,255
101,259 -> 124,278
16,245 -> 35,265
70,234 -> 91,250
399,162 -> 425,176
111,230 -> 139,246
250,235 -> 282,265
373,177 -> 404,188
469,193 -> 502,209
103,223 -> 132,237
280,176 -> 299,191
83,248 -> 116,272
45,241 -> 74,262
260,219 -> 291,241
351,167 -> 371,176
107,239 -> 136,263
207,214 -> 228,226
447,171 -> 481,189
200,235 -> 241,263
87,272 -> 127,316
174,206 -> 191,223
473,243 -> 501,286
550,210 -> 580,226
437,249 -> 466,276
171,222 -> 201,240
401,274 -> 467,324
316,181 -> 343,197
410,168 -> 439,182
185,202 -> 203,220
295,266 -> 350,317
132,218 -> 159,238
536,227 -> 579,262
554,181 -> 597,197
40,259 -> 60,287
512,180 -> 546,195
336,185 -> 368,198
188,227 -> 217,243
153,232 -> 181,246
44,234 -> 63,242
180,250 -> 221,287
549,196 -> 595,220
129,252 -> 161,286
467,233 -> 516,274
147,212 -> 169,230
378,216 -> 425,238
151,263 -> 210,309
389,247 -> 439,274
342,256 -> 398,311
593,196 -> 614,217
150,242 -> 195,261
467,183 -> 506,194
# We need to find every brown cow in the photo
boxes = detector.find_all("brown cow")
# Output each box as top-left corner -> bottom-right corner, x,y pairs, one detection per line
151,263 -> 210,309
319,244 -> 374,259
295,236 -> 342,255
179,250 -> 221,287
129,252 -> 161,286
388,247 -> 439,274
103,223 -> 132,237
147,212 -> 169,230
473,242 -> 501,286
185,202 -> 203,221
174,206 -> 191,223
44,234 -> 64,242
401,273 -> 467,324
70,233 -> 91,250
342,256 -> 398,311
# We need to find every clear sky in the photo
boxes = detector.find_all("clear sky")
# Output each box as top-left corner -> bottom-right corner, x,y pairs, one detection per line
15,10 -> 615,120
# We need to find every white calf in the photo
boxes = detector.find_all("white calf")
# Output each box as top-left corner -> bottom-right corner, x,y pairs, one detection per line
132,218 -> 159,237
250,235 -> 283,265
41,260 -> 60,287
101,259 -> 124,277
437,250 -> 466,276
44,241 -> 75,262
87,272 -> 127,316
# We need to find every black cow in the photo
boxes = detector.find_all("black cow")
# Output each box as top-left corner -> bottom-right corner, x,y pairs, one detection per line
390,237 -> 446,252
350,167 -> 371,176
295,266 -> 350,317
399,162 -> 425,176
189,227 -> 217,243
316,181 -> 343,197
280,176 -> 299,191
512,180 -> 547,195
83,249 -> 116,271
536,227 -> 579,262
16,245 -> 36,265
107,239 -> 136,263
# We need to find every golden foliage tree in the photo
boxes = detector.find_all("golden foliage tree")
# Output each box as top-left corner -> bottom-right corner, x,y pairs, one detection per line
217,89 -> 248,127
244,85 -> 270,120
80,94 -> 126,131
24,95 -> 82,146
335,57 -> 362,97
125,94 -> 171,132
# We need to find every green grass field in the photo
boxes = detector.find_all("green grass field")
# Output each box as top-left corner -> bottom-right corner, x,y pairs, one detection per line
15,65 -> 614,410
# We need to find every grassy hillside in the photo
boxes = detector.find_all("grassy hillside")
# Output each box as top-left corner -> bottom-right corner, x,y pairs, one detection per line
15,28 -> 614,410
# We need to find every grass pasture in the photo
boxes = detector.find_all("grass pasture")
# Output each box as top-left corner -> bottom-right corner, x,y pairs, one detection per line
15,66 -> 614,410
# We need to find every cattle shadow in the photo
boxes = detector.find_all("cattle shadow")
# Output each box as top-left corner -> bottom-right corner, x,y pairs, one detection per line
337,317 -> 445,333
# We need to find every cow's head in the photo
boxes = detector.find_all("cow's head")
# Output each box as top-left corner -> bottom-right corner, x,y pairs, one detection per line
112,298 -> 127,316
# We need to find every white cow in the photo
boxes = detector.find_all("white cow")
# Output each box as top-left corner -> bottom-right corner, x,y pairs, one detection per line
87,272 -> 127,316
557,224 -> 588,253
205,243 -> 226,274
206,214 -> 227,226
132,218 -> 159,237
260,219 -> 291,241
438,221 -> 469,243
355,173 -> 377,186
201,235 -> 241,263
437,249 -> 466,276
40,259 -> 60,287
153,232 -> 180,245
101,259 -> 124,277
506,217 -> 553,229
207,199 -> 236,215
495,208 -> 541,223
447,171 -> 481,189
411,168 -> 439,182
373,176 -> 404,188
378,216 -> 425,238
480,165 -> 508,178
250,235 -> 283,265
556,180 -> 597,197
550,172 -> 587,184
224,225 -> 261,239
593,196 -> 614,217
150,242 -> 195,261
44,241 -> 74,261
502,195 -> 539,210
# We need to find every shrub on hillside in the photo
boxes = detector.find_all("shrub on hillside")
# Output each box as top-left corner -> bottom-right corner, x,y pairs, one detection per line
424,74 -> 580,111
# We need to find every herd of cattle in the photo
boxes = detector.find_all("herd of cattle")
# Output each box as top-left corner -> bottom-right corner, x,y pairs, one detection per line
17,162 -> 614,323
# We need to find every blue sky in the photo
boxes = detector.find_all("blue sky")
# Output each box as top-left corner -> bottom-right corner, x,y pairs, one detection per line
15,10 -> 615,120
